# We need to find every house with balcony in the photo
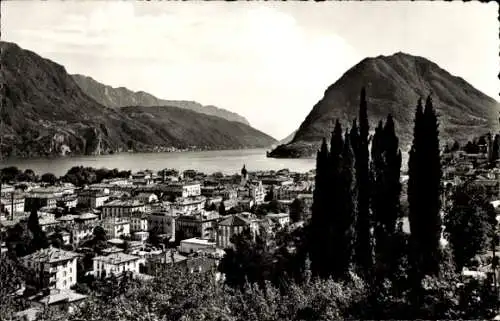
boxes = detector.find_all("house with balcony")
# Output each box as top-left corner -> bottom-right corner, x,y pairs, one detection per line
21,247 -> 79,290
164,181 -> 201,198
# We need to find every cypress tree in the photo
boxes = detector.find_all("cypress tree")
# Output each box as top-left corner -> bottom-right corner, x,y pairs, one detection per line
421,95 -> 442,275
327,121 -> 346,279
27,208 -> 49,252
336,129 -> 357,278
372,115 -> 402,280
354,87 -> 373,277
310,138 -> 329,277
408,96 -> 442,278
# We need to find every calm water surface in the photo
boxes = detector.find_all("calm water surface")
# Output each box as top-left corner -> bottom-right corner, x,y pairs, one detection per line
1,149 -> 317,177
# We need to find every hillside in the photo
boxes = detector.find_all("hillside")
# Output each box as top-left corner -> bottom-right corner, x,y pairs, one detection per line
269,52 -> 499,158
0,41 -> 276,159
71,74 -> 250,125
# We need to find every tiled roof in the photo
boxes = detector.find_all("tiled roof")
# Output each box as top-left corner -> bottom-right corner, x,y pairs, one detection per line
22,247 -> 79,264
93,252 -> 140,265
218,214 -> 251,227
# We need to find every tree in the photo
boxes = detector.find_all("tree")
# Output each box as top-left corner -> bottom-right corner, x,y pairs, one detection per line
490,134 -> 500,166
265,186 -> 275,202
408,95 -> 443,302
290,198 -> 305,223
444,183 -> 491,272
27,208 -> 49,252
353,87 -> 373,277
93,226 -> 107,242
219,201 -> 226,216
371,115 -> 402,281
40,172 -> 57,185
309,137 -> 329,278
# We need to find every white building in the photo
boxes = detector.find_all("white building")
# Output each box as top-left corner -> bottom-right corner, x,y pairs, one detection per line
130,214 -> 149,232
172,196 -> 206,214
71,225 -> 94,245
0,196 -> 25,217
164,182 -> 201,198
93,252 -> 141,278
179,238 -> 216,254
78,189 -> 110,209
102,218 -> 131,239
101,200 -> 146,219
266,213 -> 290,228
21,247 -> 79,290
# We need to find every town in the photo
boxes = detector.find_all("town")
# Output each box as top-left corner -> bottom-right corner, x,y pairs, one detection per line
2,134 -> 500,320
0,163 -> 316,319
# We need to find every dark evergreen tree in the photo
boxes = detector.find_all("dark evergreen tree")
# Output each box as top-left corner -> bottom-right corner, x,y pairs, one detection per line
335,129 -> 357,278
219,201 -> 226,216
353,87 -> 373,277
310,138 -> 329,278
408,96 -> 442,279
325,121 -> 345,279
27,208 -> 49,252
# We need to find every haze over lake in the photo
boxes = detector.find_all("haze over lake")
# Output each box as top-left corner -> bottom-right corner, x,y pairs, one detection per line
0,149 -> 317,177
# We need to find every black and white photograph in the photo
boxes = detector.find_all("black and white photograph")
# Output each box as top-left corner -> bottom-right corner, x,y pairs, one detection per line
0,1 -> 499,320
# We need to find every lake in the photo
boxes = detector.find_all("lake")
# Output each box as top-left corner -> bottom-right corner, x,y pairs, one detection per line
0,149 -> 317,177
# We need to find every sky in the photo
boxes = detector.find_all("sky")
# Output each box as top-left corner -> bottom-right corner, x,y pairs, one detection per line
2,1 -> 499,140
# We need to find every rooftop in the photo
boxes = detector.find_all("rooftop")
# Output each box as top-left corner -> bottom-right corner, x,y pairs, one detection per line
93,252 -> 140,265
218,214 -> 251,227
22,247 -> 79,264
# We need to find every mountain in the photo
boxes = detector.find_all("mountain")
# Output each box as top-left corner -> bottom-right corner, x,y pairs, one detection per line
71,74 -> 250,125
0,41 -> 276,159
268,52 -> 499,158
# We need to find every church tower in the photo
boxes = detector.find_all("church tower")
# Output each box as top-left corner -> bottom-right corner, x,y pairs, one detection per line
241,164 -> 248,185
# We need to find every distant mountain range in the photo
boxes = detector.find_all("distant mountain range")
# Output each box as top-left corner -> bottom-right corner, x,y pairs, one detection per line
269,52 -> 499,158
0,41 -> 276,159
71,74 -> 250,125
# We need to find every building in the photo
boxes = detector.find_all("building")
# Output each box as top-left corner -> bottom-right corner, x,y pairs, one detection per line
130,213 -> 149,232
172,196 -> 206,214
175,211 -> 219,241
148,211 -> 176,239
74,212 -> 99,225
131,172 -> 153,186
56,195 -> 78,209
101,200 -> 146,219
134,193 -> 158,204
78,189 -> 110,208
21,247 -> 79,290
265,213 -> 290,228
164,181 -> 201,198
132,231 -> 149,243
102,218 -> 131,239
39,216 -> 60,233
297,193 -> 313,216
25,194 -> 57,212
0,195 -> 25,218
216,214 -> 258,249
179,238 -> 216,254
71,225 -> 94,245
93,252 -> 141,278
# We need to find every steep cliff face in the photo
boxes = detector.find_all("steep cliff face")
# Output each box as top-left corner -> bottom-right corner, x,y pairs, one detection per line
71,74 -> 251,125
0,41 -> 276,159
269,52 -> 499,158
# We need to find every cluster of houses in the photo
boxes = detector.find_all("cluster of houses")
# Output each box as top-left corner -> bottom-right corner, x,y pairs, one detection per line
0,165 -> 314,320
